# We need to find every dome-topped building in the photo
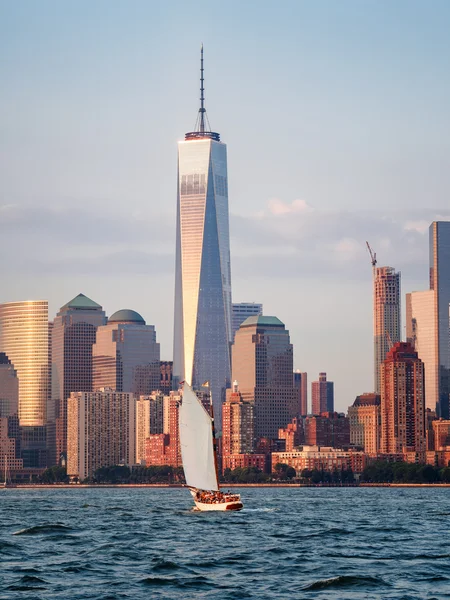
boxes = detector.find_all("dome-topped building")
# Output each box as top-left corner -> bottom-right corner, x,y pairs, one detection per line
109,309 -> 145,325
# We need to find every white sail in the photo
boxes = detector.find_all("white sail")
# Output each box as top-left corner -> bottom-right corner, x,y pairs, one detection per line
179,383 -> 219,491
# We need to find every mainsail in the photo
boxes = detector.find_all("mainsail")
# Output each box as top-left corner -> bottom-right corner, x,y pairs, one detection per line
179,383 -> 219,491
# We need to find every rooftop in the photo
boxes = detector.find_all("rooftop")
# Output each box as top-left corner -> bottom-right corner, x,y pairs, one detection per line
60,293 -> 102,311
240,315 -> 284,328
109,309 -> 146,325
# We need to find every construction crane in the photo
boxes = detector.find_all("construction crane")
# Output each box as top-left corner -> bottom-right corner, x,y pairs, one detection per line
366,241 -> 377,267
385,330 -> 393,350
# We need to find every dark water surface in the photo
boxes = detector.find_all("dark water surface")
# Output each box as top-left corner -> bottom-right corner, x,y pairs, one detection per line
1,487 -> 450,599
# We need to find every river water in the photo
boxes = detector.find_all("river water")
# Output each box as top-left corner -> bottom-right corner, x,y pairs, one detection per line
1,487 -> 449,599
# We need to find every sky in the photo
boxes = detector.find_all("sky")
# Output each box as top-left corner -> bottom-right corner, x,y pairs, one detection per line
1,0 -> 450,411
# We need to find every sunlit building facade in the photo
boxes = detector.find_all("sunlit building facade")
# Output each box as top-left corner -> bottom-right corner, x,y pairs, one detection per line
429,221 -> 450,419
406,290 -> 438,413
93,310 -> 160,395
67,389 -> 136,481
173,48 -> 232,428
51,293 -> 106,465
0,301 -> 49,426
373,266 -> 401,394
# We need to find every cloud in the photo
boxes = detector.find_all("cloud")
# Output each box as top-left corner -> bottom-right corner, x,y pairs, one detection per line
231,200 -> 450,281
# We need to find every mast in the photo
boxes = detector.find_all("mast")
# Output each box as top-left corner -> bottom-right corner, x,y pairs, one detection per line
207,386 -> 220,490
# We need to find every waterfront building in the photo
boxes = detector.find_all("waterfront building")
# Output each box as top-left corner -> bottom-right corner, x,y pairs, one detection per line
431,420 -> 450,450
51,293 -> 106,465
173,47 -> 232,427
0,353 -> 19,417
135,393 -> 164,464
278,418 -> 302,452
232,303 -> 263,340
429,221 -> 450,419
145,392 -> 182,467
380,342 -> 426,455
0,417 -> 23,473
0,301 -> 49,426
311,373 -> 334,415
303,413 -> 350,448
222,382 -> 256,457
373,266 -> 401,394
231,316 -> 297,439
294,371 -> 308,416
223,453 -> 266,472
272,446 -> 367,475
93,310 -> 160,395
406,290 -> 438,413
67,389 -> 136,481
347,393 -> 381,454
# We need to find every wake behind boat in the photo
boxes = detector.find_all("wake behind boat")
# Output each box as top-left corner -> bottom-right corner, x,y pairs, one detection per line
179,383 -> 243,512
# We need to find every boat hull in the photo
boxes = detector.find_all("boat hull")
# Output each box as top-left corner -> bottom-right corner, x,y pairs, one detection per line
189,488 -> 243,511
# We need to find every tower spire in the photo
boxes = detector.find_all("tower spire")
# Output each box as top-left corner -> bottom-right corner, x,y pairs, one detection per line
185,45 -> 220,141
199,44 -> 205,133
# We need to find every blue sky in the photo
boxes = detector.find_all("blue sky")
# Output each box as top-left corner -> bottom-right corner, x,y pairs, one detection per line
1,0 -> 450,410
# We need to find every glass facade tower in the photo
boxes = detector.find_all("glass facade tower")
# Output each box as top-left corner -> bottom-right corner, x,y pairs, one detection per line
0,301 -> 49,426
429,221 -> 450,418
173,49 -> 232,427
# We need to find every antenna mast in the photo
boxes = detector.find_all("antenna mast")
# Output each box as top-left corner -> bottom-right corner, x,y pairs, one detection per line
199,44 -> 205,133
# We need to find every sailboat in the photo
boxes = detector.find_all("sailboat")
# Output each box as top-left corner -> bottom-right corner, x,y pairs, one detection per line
179,383 -> 243,511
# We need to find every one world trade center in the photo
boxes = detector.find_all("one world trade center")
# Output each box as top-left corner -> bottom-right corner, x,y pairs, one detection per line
173,47 -> 232,428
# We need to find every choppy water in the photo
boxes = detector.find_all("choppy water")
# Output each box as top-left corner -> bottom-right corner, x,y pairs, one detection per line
1,487 -> 450,599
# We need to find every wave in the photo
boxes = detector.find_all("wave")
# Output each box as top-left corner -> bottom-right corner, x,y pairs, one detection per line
302,575 -> 386,590
13,523 -> 72,535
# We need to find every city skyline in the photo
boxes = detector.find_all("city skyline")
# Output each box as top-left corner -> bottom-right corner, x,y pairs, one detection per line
2,1 -> 450,410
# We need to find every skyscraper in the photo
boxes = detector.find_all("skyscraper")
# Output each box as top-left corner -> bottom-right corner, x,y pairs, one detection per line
429,221 -> 450,419
232,303 -> 263,340
0,301 -> 49,426
231,316 -> 297,439
294,371 -> 308,416
222,382 -> 256,456
173,47 -> 232,427
93,309 -> 160,394
51,293 -> 106,464
0,353 -> 19,418
406,290 -> 438,413
380,342 -> 426,455
67,389 -> 136,481
373,266 -> 401,394
311,373 -> 334,415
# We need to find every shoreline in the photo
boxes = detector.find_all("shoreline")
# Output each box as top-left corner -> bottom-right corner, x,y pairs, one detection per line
4,482 -> 450,489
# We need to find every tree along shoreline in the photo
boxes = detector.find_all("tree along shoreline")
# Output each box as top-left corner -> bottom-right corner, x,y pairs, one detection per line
16,461 -> 450,486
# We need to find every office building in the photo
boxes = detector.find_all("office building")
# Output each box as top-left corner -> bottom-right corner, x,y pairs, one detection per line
173,47 -> 232,427
51,293 -> 106,464
294,371 -> 308,416
93,310 -> 160,395
222,382 -> 256,456
303,413 -> 350,448
429,221 -> 450,418
380,342 -> 426,455
160,361 -> 173,395
135,393 -> 164,464
278,418 -> 302,452
67,389 -> 136,481
0,353 -> 19,418
347,393 -> 381,454
232,303 -> 263,339
406,290 -> 438,413
0,301 -> 49,426
373,266 -> 401,394
311,373 -> 334,415
231,316 -> 297,439
145,392 -> 181,467
272,446 -> 367,475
